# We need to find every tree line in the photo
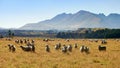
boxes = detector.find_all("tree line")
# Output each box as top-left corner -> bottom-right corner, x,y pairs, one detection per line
0,28 -> 120,38
56,28 -> 120,38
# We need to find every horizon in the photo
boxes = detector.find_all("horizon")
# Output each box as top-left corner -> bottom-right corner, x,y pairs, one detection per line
0,0 -> 120,28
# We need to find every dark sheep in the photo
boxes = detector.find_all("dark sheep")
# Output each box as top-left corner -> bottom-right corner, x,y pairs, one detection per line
20,39 -> 23,44
45,45 -> 50,52
58,43 -> 61,48
74,43 -> 78,48
98,45 -> 106,51
20,46 -> 32,51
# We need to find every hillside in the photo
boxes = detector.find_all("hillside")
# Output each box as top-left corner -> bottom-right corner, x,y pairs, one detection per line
20,10 -> 120,30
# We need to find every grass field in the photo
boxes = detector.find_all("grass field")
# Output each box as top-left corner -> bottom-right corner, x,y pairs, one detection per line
0,37 -> 120,68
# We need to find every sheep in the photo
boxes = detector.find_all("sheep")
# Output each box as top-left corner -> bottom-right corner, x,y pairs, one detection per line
55,44 -> 59,50
8,44 -> 16,52
101,40 -> 107,44
74,43 -> 78,48
27,42 -> 31,46
6,38 -> 12,41
84,46 -> 89,53
55,43 -> 61,50
66,39 -> 69,42
98,45 -> 106,51
15,39 -> 19,44
43,38 -> 49,42
58,43 -> 61,48
8,44 -> 12,51
31,40 -> 35,43
26,42 -> 35,52
20,45 -> 32,51
62,45 -> 67,53
31,43 -> 35,52
94,40 -> 98,42
80,45 -> 89,53
45,45 -> 50,52
24,39 -> 27,44
20,39 -> 23,44
67,45 -> 72,52
80,45 -> 85,52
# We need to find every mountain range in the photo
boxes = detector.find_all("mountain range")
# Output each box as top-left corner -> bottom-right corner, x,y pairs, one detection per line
20,10 -> 120,30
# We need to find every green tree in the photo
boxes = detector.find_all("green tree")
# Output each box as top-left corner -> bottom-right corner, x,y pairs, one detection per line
8,30 -> 14,38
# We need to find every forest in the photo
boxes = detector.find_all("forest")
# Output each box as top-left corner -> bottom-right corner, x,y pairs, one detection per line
0,28 -> 120,38
56,28 -> 120,38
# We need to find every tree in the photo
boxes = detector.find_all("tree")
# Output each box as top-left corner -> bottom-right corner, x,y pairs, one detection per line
8,30 -> 14,38
0,34 -> 3,38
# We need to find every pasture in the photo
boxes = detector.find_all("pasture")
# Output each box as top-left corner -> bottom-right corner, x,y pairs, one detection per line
0,37 -> 120,68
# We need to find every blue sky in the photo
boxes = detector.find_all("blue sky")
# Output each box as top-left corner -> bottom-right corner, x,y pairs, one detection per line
0,0 -> 120,28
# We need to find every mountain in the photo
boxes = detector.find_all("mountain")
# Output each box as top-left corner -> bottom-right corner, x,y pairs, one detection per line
20,10 -> 120,30
0,27 -> 5,30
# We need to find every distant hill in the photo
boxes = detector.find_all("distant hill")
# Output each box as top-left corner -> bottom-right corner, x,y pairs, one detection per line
0,27 -> 5,30
20,10 -> 120,30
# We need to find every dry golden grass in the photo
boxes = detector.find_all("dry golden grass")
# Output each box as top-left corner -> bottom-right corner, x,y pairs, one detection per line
0,37 -> 120,68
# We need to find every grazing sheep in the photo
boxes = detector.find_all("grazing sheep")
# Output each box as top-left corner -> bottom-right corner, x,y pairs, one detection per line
43,39 -> 49,42
45,45 -> 50,52
58,43 -> 61,48
20,46 -> 32,51
84,46 -> 89,53
20,39 -> 23,44
80,45 -> 89,53
95,40 -> 98,42
55,44 -> 59,50
24,39 -> 27,43
62,45 -> 67,53
55,43 -> 61,50
101,40 -> 107,44
6,38 -> 12,41
15,39 -> 19,43
8,44 -> 16,52
66,39 -> 69,42
8,44 -> 12,51
74,43 -> 78,48
27,42 -> 31,46
80,45 -> 85,52
31,43 -> 35,52
31,40 -> 34,43
98,45 -> 106,51
26,42 -> 35,52
67,45 -> 72,52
